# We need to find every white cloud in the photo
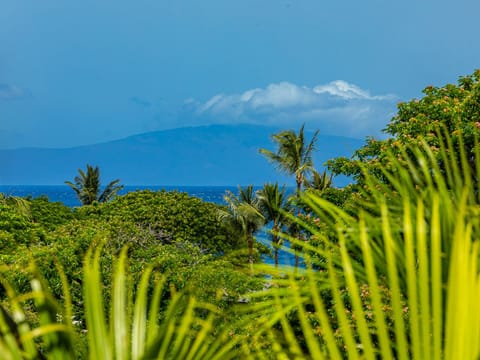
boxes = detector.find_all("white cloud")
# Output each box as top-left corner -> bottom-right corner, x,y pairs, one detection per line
313,80 -> 393,100
0,84 -> 30,100
183,80 -> 398,138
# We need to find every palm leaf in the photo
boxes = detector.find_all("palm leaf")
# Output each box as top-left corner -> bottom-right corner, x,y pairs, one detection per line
241,128 -> 480,359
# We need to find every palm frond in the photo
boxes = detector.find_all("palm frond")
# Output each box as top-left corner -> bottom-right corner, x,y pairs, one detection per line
0,247 -> 240,359
259,124 -> 319,184
241,127 -> 480,359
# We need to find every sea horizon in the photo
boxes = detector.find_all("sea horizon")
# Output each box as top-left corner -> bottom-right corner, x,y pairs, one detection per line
0,184 -> 295,207
0,184 -> 242,207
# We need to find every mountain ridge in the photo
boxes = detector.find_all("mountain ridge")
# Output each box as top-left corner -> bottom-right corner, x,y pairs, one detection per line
1,124 -> 364,186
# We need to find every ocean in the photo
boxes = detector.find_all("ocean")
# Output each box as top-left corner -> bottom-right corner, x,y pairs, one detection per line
0,185 -> 238,207
0,185 -> 298,266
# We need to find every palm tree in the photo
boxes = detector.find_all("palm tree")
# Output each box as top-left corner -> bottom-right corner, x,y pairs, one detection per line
259,124 -> 319,196
218,185 -> 265,269
259,124 -> 319,267
304,169 -> 333,192
257,183 -> 289,267
65,164 -> 123,205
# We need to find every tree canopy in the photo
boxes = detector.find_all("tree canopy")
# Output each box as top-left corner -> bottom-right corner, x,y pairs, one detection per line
327,69 -> 480,183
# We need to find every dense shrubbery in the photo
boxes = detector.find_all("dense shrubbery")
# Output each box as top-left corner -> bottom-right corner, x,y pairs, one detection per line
97,190 -> 244,253
0,203 -> 44,250
0,189 -> 263,356
29,195 -> 75,230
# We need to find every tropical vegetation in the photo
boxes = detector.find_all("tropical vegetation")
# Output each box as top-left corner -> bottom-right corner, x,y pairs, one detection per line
259,124 -> 319,195
256,183 -> 289,267
260,124 -> 319,267
65,164 -> 124,205
1,69 -> 480,359
219,185 -> 265,268
327,69 -> 480,184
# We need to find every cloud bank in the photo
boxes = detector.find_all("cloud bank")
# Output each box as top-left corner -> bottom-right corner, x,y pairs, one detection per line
0,84 -> 30,100
182,81 -> 398,138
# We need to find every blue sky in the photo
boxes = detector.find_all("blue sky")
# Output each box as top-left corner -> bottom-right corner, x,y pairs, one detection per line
1,0 -> 479,148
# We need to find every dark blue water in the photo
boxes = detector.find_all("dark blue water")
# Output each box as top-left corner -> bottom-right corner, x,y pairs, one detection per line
0,185 -> 238,207
0,185 -> 298,267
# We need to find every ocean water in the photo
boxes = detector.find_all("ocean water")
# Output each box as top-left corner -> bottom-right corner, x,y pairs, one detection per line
0,185 -> 298,266
0,185 -> 238,207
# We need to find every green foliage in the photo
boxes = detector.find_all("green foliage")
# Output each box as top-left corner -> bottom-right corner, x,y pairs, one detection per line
0,247 -> 242,359
1,191 -> 262,328
219,186 -> 265,267
0,194 -> 32,218
29,196 -> 75,231
99,190 -> 243,254
0,203 -> 44,251
257,183 -> 289,266
82,246 -> 239,360
257,183 -> 288,227
315,185 -> 353,208
0,188 -> 264,345
240,129 -> 480,359
327,69 -> 480,183
304,169 -> 333,192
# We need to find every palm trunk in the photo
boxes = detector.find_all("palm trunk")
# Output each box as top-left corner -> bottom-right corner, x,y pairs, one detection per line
272,222 -> 279,267
294,176 -> 302,269
248,233 -> 254,272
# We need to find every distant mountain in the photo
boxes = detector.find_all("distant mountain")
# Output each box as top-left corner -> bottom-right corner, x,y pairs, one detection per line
0,124 -> 364,186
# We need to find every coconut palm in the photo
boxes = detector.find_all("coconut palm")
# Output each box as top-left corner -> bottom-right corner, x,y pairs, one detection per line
300,169 -> 333,230
256,183 -> 289,267
218,185 -> 265,269
65,164 -> 123,205
304,169 -> 333,192
259,124 -> 319,195
260,124 -> 319,267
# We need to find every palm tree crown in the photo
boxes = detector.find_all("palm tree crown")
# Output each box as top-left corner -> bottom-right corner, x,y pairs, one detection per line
65,164 -> 123,205
257,183 -> 288,227
218,185 -> 265,267
304,169 -> 333,192
259,124 -> 319,194
257,183 -> 289,266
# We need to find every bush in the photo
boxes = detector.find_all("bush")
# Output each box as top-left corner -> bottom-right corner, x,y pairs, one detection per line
97,190 -> 244,254
29,195 -> 75,230
0,203 -> 44,250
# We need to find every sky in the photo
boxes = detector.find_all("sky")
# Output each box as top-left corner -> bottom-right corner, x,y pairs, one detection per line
1,0 -> 479,149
